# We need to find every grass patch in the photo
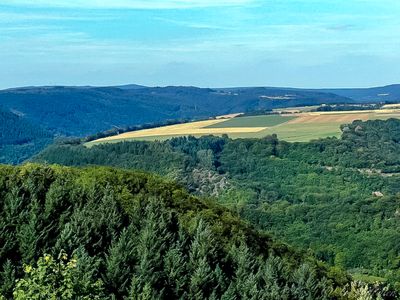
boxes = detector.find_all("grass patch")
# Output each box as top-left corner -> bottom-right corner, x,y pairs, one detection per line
205,115 -> 295,128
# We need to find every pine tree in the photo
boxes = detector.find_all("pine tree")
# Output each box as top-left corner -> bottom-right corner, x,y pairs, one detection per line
229,244 -> 261,300
104,225 -> 137,297
72,247 -> 104,298
163,230 -> 188,297
1,187 -> 24,262
258,256 -> 291,300
17,199 -> 40,264
188,219 -> 217,299
291,263 -> 330,300
0,260 -> 16,298
130,198 -> 172,298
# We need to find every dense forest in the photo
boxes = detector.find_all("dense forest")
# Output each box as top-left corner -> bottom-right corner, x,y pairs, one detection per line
0,164 -> 362,299
34,119 -> 400,288
0,108 -> 53,165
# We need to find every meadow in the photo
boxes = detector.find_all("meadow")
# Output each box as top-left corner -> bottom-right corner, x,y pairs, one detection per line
87,109 -> 400,146
205,115 -> 295,128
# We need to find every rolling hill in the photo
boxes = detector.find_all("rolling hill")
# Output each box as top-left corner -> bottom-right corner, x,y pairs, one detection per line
1,83 -> 399,164
316,84 -> 400,103
0,163 -> 348,299
0,85 -> 352,137
33,119 -> 400,292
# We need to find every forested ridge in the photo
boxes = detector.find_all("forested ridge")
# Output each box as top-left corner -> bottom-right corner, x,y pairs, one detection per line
0,108 -> 53,165
0,83 -> 397,164
34,118 -> 400,288
0,86 -> 350,137
0,164 -> 357,299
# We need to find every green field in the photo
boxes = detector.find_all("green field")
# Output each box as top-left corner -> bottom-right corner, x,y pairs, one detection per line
228,122 -> 342,141
205,115 -> 295,128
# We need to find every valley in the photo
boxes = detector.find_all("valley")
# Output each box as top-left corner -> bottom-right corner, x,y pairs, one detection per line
1,83 -> 399,165
3,1 -> 400,298
2,84 -> 400,299
34,118 -> 400,292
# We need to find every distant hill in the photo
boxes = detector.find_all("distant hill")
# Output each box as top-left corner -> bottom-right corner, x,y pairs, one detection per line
315,84 -> 400,103
0,83 -> 398,164
115,83 -> 148,89
0,85 -> 352,137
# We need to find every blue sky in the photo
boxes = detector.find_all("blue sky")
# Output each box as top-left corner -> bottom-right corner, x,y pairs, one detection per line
0,0 -> 399,89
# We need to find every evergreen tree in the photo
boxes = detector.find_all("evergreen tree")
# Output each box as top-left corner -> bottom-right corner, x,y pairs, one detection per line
104,225 -> 137,297
188,219 -> 217,299
0,260 -> 16,299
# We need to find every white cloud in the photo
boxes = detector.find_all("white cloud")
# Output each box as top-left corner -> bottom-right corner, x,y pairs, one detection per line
1,0 -> 257,9
0,12 -> 111,22
153,17 -> 234,30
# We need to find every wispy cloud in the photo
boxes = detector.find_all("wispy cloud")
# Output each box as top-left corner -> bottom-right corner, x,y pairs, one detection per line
0,0 -> 399,89
154,17 -> 234,31
1,0 -> 257,9
0,12 -> 111,22
325,24 -> 356,32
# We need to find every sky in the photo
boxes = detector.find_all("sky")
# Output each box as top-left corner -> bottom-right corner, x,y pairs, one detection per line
0,0 -> 399,89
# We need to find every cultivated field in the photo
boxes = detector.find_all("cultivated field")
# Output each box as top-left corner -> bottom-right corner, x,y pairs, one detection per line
87,108 -> 400,146
87,118 -> 267,146
206,115 -> 295,128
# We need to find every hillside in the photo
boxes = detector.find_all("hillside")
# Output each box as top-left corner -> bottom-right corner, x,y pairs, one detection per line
0,164 -> 348,299
0,85 -> 352,137
34,119 -> 400,287
0,108 -> 53,164
316,84 -> 400,103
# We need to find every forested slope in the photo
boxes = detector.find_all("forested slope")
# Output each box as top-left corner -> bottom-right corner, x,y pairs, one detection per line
34,119 -> 400,285
0,108 -> 52,164
0,86 -> 351,136
0,164 -> 349,299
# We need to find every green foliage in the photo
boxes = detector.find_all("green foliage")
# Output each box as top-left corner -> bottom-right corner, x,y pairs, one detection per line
0,164 -> 344,299
13,252 -> 104,299
342,281 -> 398,300
0,260 -> 16,299
34,119 -> 400,286
0,108 -> 52,164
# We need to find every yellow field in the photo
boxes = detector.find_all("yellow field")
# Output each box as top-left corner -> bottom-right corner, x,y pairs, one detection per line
383,103 -> 400,109
256,110 -> 400,141
286,113 -> 370,124
87,108 -> 400,146
273,106 -> 320,113
90,119 -> 266,144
